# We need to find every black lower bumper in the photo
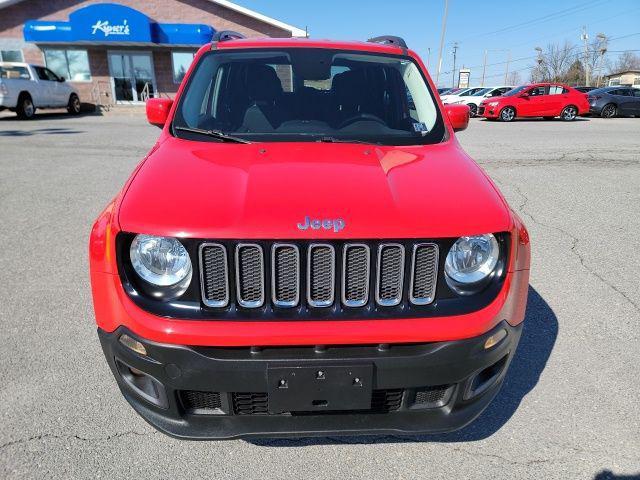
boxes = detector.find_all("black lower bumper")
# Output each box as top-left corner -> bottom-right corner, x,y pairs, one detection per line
98,321 -> 522,440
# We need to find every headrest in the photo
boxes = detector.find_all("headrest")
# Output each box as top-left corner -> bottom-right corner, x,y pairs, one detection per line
245,64 -> 283,102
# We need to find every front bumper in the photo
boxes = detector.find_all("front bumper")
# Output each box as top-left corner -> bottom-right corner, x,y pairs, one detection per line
98,321 -> 522,440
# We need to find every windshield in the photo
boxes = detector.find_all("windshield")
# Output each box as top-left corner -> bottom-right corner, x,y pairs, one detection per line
459,87 -> 483,96
503,86 -> 528,96
472,88 -> 492,96
173,48 -> 445,145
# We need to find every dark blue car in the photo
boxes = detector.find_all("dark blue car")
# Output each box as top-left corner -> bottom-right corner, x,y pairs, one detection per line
588,87 -> 640,118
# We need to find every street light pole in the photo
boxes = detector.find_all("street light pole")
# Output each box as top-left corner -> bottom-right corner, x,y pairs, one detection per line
581,26 -> 590,87
451,42 -> 458,88
481,49 -> 488,87
504,50 -> 511,84
435,0 -> 449,86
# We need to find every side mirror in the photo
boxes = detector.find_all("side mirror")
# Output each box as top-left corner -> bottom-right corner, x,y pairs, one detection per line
146,98 -> 173,128
519,92 -> 529,98
444,104 -> 469,132
58,77 -> 65,82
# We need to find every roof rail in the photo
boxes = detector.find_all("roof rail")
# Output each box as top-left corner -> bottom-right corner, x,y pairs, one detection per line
367,35 -> 408,52
211,30 -> 246,46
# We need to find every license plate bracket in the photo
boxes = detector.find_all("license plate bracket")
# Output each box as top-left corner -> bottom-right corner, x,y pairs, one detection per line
267,364 -> 373,413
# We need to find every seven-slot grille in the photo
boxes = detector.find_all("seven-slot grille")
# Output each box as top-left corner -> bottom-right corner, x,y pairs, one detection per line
199,242 -> 439,310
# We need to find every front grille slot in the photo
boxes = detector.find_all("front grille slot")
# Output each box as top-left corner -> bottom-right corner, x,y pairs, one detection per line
342,244 -> 370,307
371,389 -> 404,412
376,244 -> 405,306
179,390 -> 222,413
232,392 -> 268,415
413,385 -> 452,408
307,244 -> 335,307
410,243 -> 439,305
271,244 -> 300,307
235,244 -> 265,308
199,244 -> 229,307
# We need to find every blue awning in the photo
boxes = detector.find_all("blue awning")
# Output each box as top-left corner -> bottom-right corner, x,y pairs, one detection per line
24,3 -> 215,46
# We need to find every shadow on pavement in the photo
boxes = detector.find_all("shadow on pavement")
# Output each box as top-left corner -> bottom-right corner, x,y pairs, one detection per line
0,127 -> 85,136
248,286 -> 558,447
593,471 -> 640,480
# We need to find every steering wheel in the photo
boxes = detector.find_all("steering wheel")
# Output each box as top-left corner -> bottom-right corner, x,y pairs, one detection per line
338,113 -> 386,129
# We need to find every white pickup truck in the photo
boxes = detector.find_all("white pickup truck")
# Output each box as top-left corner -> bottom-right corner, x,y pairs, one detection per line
0,62 -> 81,119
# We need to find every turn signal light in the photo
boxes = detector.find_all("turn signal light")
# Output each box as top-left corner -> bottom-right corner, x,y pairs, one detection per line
119,334 -> 147,356
484,329 -> 507,350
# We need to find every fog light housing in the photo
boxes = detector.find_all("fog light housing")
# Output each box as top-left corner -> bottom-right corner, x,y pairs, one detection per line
119,334 -> 147,356
484,329 -> 507,350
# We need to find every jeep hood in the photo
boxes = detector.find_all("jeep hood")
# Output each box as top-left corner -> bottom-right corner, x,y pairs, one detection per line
118,138 -> 512,239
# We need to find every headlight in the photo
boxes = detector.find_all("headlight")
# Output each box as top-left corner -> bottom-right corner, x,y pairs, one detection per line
445,234 -> 500,294
130,235 -> 192,297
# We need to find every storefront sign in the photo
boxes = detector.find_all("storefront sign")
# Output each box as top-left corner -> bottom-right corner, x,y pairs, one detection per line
24,2 -> 214,45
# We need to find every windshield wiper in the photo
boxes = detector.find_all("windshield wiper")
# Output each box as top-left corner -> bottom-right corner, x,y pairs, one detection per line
317,136 -> 381,145
173,125 -> 251,144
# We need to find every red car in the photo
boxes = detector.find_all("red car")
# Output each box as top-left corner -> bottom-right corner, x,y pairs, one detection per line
480,83 -> 589,121
90,32 -> 530,439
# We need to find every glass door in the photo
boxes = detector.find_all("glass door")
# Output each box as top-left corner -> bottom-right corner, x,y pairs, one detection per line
108,52 -> 156,103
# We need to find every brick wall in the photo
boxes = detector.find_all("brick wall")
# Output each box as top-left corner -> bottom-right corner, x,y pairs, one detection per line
0,0 -> 295,103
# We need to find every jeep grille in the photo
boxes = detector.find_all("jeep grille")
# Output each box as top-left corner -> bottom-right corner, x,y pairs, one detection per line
199,241 -> 439,311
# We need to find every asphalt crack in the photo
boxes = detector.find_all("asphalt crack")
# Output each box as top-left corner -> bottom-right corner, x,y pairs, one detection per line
502,181 -> 639,314
0,430 -> 155,450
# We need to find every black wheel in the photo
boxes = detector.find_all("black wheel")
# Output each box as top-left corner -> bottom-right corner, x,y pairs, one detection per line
499,106 -> 516,122
67,93 -> 81,115
543,116 -> 555,120
561,105 -> 578,121
468,103 -> 478,117
600,103 -> 616,118
16,93 -> 36,119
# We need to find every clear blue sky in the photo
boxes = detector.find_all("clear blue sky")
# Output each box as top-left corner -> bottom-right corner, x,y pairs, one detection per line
234,0 -> 640,87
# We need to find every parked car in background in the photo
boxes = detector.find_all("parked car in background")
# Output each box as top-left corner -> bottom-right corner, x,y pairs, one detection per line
574,86 -> 597,93
437,87 -> 451,95
438,87 -> 468,102
441,87 -> 486,105
0,62 -> 81,119
447,86 -> 514,116
588,86 -> 640,118
479,83 -> 589,121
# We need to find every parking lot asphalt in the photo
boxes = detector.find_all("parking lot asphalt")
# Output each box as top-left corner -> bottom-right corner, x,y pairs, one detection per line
0,111 -> 639,479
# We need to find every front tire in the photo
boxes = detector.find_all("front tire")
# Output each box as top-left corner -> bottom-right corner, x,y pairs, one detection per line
67,93 -> 81,115
499,106 -> 516,122
561,105 -> 578,121
16,93 -> 36,120
600,103 -> 616,118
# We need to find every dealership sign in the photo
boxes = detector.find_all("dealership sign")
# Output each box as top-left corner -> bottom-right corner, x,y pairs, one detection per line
24,2 -> 215,45
91,19 -> 131,37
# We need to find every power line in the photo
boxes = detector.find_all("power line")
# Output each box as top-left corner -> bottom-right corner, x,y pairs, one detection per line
448,0 -> 607,46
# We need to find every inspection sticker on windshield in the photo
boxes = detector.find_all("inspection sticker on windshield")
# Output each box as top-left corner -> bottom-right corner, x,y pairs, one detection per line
412,122 -> 428,134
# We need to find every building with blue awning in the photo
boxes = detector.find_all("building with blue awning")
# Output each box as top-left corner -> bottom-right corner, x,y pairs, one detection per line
0,0 -> 306,105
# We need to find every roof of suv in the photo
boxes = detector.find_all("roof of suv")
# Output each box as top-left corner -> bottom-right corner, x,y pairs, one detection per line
212,37 -> 413,56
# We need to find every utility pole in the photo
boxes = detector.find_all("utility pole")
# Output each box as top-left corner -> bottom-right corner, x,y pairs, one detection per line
504,50 -> 511,84
451,42 -> 458,88
595,33 -> 607,87
435,0 -> 449,86
427,47 -> 431,71
481,49 -> 488,87
581,26 -> 590,86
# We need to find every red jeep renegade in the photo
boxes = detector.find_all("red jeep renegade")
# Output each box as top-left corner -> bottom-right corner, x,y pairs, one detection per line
89,33 -> 530,439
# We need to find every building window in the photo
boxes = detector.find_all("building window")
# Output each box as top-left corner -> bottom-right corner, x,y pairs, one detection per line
634,76 -> 640,86
43,49 -> 91,82
608,78 -> 621,86
172,52 -> 196,84
0,50 -> 24,62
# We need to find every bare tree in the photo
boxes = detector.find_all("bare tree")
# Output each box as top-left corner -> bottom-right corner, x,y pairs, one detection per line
530,41 -> 577,83
506,71 -> 521,85
608,51 -> 640,74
